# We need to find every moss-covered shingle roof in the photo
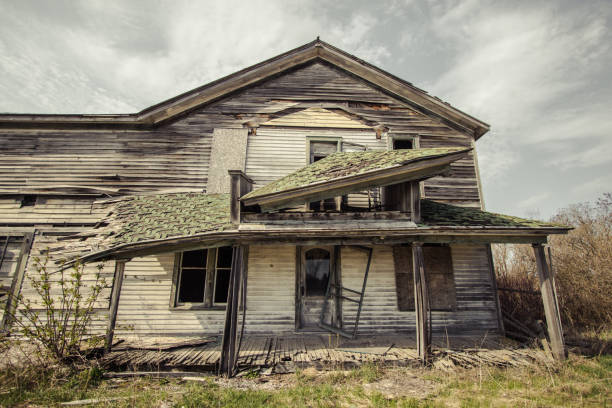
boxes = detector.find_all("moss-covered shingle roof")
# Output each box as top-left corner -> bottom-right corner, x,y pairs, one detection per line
62,192 -> 232,258
420,199 -> 567,229
241,147 -> 469,201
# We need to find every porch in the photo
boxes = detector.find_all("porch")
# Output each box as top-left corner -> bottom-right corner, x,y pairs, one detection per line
101,333 -> 545,374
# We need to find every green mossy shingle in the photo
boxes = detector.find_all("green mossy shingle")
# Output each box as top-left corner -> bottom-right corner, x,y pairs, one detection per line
84,192 -> 232,250
420,199 -> 567,228
241,147 -> 469,200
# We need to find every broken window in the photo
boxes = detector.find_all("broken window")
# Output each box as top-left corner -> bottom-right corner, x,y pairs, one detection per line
214,246 -> 233,304
392,138 -> 413,150
175,246 -> 234,307
304,248 -> 331,296
393,244 -> 457,311
308,140 -> 341,211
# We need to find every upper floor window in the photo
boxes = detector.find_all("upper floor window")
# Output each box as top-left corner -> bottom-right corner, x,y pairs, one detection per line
307,138 -> 341,212
393,138 -> 413,150
174,246 -> 234,308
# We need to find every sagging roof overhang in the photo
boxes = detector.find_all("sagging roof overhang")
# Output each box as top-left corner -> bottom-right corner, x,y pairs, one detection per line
240,148 -> 471,211
55,191 -> 570,267
0,39 -> 490,139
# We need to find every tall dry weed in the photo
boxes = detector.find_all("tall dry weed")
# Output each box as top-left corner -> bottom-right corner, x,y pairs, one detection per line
493,193 -> 612,334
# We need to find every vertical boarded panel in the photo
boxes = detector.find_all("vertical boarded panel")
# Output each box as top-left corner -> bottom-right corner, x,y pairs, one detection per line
423,245 -> 456,311
392,245 -> 414,311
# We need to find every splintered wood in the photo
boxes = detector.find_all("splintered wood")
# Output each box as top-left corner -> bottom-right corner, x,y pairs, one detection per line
101,334 -> 545,374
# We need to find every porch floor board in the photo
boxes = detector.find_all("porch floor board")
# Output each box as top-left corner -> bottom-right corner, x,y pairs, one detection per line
101,333 -> 543,373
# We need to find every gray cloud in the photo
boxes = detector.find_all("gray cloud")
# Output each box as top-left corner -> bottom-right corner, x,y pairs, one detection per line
1,0 -> 610,219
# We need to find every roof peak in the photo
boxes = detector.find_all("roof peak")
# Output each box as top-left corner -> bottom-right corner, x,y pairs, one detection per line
0,39 -> 489,138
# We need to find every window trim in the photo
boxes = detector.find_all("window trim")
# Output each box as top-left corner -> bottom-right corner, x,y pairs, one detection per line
170,246 -> 232,311
305,136 -> 341,165
387,133 -> 419,151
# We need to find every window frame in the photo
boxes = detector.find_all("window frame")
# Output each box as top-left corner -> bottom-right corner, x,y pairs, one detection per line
305,136 -> 342,211
387,134 -> 419,151
305,136 -> 341,165
170,246 -> 233,310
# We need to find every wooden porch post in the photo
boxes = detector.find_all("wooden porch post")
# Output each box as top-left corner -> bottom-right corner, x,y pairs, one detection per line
532,243 -> 565,360
219,245 -> 246,377
105,259 -> 128,353
412,242 -> 430,364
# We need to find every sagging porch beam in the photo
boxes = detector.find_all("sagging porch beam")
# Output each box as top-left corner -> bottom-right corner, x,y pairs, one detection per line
105,259 -> 129,353
219,245 -> 247,377
412,242 -> 430,364
532,243 -> 565,360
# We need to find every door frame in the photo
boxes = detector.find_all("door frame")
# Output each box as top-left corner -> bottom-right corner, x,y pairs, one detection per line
295,245 -> 340,330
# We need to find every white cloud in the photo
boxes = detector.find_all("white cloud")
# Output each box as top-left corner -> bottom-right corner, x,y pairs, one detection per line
0,0 -> 390,114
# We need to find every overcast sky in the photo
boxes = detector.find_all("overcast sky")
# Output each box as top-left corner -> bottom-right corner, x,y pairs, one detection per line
1,0 -> 610,219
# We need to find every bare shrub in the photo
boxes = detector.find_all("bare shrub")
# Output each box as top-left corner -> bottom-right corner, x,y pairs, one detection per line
4,254 -> 109,362
493,193 -> 612,334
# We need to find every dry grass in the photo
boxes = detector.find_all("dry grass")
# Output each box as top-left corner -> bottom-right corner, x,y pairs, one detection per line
493,193 -> 612,335
0,351 -> 610,407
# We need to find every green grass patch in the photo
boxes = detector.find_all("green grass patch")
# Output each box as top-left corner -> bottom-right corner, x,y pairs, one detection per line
0,354 -> 610,407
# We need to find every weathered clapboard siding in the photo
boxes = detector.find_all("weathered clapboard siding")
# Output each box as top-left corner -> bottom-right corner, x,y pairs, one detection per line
0,61 -> 481,206
341,245 -> 497,334
14,232 -> 114,335
175,62 -> 482,206
0,197 -> 104,225
114,254 -> 226,336
244,245 -> 295,333
111,246 -> 296,337
245,127 -> 386,189
0,131 -> 211,194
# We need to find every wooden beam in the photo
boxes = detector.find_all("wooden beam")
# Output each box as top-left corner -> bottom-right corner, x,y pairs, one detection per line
532,244 -> 565,360
412,243 -> 430,364
1,232 -> 34,331
486,244 -> 505,336
105,259 -> 128,353
410,181 -> 421,223
219,245 -> 246,377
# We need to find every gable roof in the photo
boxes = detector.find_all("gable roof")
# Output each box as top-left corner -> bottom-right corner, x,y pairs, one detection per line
241,148 -> 471,210
0,39 -> 489,139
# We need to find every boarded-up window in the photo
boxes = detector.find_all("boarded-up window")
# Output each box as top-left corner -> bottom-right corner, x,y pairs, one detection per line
393,245 -> 414,311
393,244 -> 457,311
423,245 -> 457,311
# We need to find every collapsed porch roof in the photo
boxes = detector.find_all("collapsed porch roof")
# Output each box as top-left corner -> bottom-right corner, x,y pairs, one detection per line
55,191 -> 569,266
240,148 -> 471,211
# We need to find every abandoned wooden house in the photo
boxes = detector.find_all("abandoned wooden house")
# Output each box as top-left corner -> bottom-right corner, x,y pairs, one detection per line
0,39 -> 569,374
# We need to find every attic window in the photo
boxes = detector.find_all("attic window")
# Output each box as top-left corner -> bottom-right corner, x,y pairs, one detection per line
393,139 -> 413,150
175,246 -> 234,308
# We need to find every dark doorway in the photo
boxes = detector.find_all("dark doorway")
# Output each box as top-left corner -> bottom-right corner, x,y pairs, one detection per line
297,246 -> 335,329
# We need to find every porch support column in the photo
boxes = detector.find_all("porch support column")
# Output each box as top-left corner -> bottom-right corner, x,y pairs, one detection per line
105,259 -> 128,353
532,243 -> 565,360
412,242 -> 430,364
220,245 -> 246,377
